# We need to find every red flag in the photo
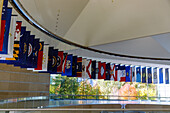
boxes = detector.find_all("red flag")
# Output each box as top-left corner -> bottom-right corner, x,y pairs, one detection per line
14,21 -> 22,41
57,51 -> 63,73
0,20 -> 6,51
86,59 -> 92,79
98,62 -> 106,79
110,64 -> 118,81
62,53 -> 67,73
77,57 -> 82,77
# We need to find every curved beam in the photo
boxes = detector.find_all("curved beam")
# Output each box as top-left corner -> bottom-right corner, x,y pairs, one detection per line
9,0 -> 170,61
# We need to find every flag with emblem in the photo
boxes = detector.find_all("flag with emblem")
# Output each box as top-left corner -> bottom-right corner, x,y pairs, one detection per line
136,66 -> 141,82
165,68 -> 169,84
62,54 -> 73,76
118,65 -> 126,82
159,68 -> 163,84
72,56 -> 77,77
126,66 -> 130,82
110,64 -> 118,81
34,42 -> 44,70
56,51 -> 63,73
32,39 -> 39,68
85,59 -> 92,79
147,67 -> 152,84
50,49 -> 58,74
91,60 -> 96,79
153,67 -> 158,84
95,61 -> 99,79
76,57 -> 82,77
62,53 -> 67,74
98,62 -> 106,79
0,15 -> 17,58
46,47 -> 54,72
105,63 -> 110,80
142,67 -> 146,83
131,66 -> 135,82
82,58 -> 87,79
0,8 -> 12,54
0,0 -> 8,51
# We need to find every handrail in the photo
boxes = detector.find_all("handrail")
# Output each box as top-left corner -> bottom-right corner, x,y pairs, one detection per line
9,0 -> 170,61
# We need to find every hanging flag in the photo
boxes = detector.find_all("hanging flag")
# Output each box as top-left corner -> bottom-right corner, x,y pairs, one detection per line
125,66 -> 131,82
82,58 -> 87,79
136,66 -> 141,82
0,8 -> 12,54
118,65 -> 126,82
0,0 -> 8,51
91,60 -> 96,79
56,51 -> 63,73
47,47 -> 54,72
142,67 -> 146,83
95,61 -> 99,79
62,53 -> 67,74
34,42 -> 44,70
72,56 -> 77,77
98,62 -> 106,79
110,64 -> 118,81
159,68 -> 163,84
165,68 -> 169,84
62,54 -> 73,76
147,67 -> 152,84
131,66 -> 135,82
50,49 -> 58,74
86,59 -> 92,79
32,39 -> 39,68
153,67 -> 158,84
105,63 -> 110,80
76,57 -> 82,77
0,15 -> 17,58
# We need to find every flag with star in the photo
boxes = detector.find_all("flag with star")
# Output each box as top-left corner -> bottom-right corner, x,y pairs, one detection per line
56,51 -> 63,73
136,66 -> 141,82
165,68 -> 169,84
147,67 -> 152,84
153,67 -> 158,84
125,66 -> 130,82
105,63 -> 110,80
118,65 -> 126,82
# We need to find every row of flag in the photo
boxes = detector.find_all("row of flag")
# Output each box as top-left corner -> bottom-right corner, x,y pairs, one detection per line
0,0 -> 169,85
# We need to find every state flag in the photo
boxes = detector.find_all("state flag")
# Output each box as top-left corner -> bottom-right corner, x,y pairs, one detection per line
62,53 -> 67,74
165,68 -> 169,84
32,39 -> 39,68
91,60 -> 96,79
50,49 -> 58,74
147,67 -> 152,84
56,51 -> 63,73
0,0 -> 8,51
125,66 -> 131,82
159,68 -> 163,84
118,65 -> 126,82
110,64 -> 118,81
72,56 -> 77,77
131,66 -> 135,82
0,15 -> 17,58
142,67 -> 146,83
34,42 -> 44,70
0,0 -> 3,27
85,59 -> 92,79
76,57 -> 82,77
95,61 -> 99,79
153,67 -> 158,84
98,62 -> 106,79
0,8 -> 12,54
82,58 -> 87,79
136,66 -> 141,82
62,54 -> 73,76
105,63 -> 110,80
47,47 -> 54,72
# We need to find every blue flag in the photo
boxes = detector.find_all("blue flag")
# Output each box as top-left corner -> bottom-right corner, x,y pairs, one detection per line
142,67 -> 146,83
159,68 -> 163,84
50,49 -> 58,74
148,67 -> 152,84
91,60 -> 96,79
125,66 -> 131,82
0,8 -> 12,54
105,63 -> 111,80
72,56 -> 77,77
153,68 -> 158,84
165,68 -> 169,84
76,57 -> 82,77
62,54 -> 73,77
47,47 -> 54,73
32,39 -> 40,68
136,67 -> 141,82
